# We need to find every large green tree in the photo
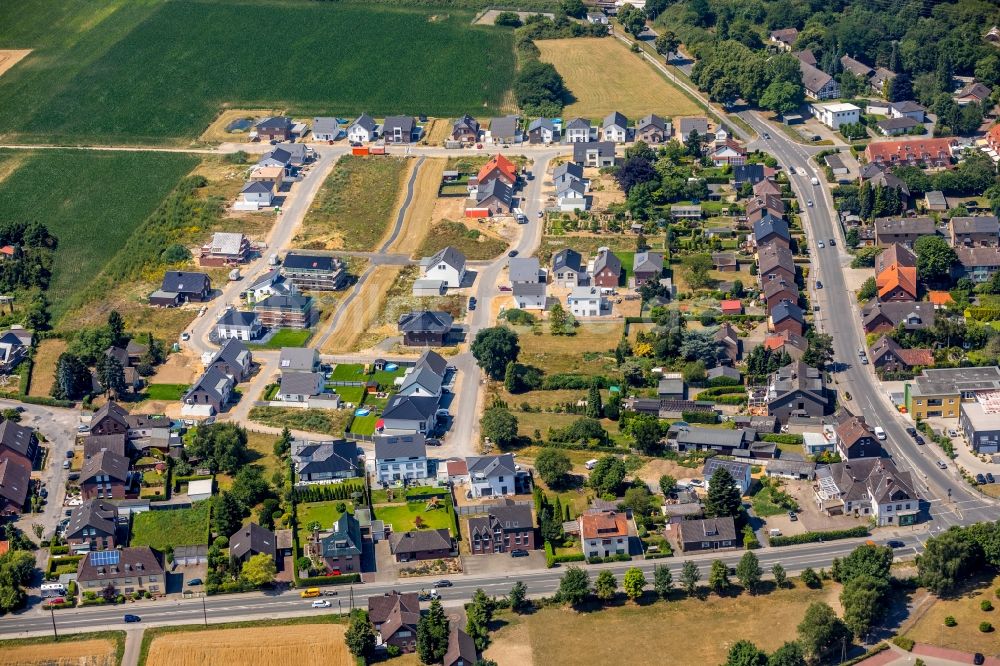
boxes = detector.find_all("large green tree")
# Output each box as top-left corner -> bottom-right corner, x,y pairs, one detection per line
188,423 -> 250,474
593,570 -> 618,601
796,602 -> 850,663
680,560 -> 701,595
914,235 -> 957,283
534,448 -> 572,489
725,640 -> 767,666
918,527 -> 977,595
766,642 -> 806,666
588,455 -> 626,496
736,551 -> 762,594
709,559 -> 730,594
480,406 -> 518,447
241,552 -> 277,586
417,599 -> 450,664
345,610 -> 376,661
558,566 -> 590,607
471,327 -> 520,380
653,564 -> 673,598
841,574 -> 889,639
705,467 -> 742,518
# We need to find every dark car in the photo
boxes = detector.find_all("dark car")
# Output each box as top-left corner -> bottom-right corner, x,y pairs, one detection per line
829,239 -> 836,246
323,590 -> 339,596
39,487 -> 48,498
905,427 -> 917,437
974,653 -> 985,665
510,549 -> 529,558
65,450 -> 75,459
435,580 -> 453,588
123,614 -> 141,623
986,472 -> 996,484
187,578 -> 203,586
788,511 -> 798,521
915,435 -> 925,445
976,473 -> 987,485
763,132 -> 771,140
815,280 -> 823,289
886,540 -> 905,549
468,297 -> 476,311
508,250 -> 518,258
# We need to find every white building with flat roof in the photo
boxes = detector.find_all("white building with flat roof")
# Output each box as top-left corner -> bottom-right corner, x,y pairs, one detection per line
811,103 -> 861,130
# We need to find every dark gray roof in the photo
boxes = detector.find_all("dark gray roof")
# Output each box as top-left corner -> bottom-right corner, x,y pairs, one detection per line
489,115 -> 519,137
822,457 -> 916,505
241,181 -> 272,195
184,367 -> 232,404
427,246 -> 466,271
444,628 -> 478,666
398,310 -> 453,334
509,257 -> 542,283
295,439 -> 358,476
770,362 -> 825,402
840,55 -> 873,77
382,394 -> 439,421
678,117 -> 708,135
280,371 -> 323,397
212,338 -> 250,369
218,310 -> 258,328
383,115 -> 416,135
374,433 -> 427,460
312,117 -> 339,135
513,281 -> 546,298
453,114 -> 479,133
83,434 -> 126,459
528,117 -> 556,132
552,248 -> 583,273
279,347 -> 318,371
573,141 -> 616,163
66,500 -> 117,540
160,271 -> 209,295
952,216 -> 1000,235
351,113 -> 377,132
477,178 -> 513,205
0,458 -> 28,507
633,251 -> 663,273
565,117 -> 591,130
399,365 -> 444,396
282,252 -> 342,273
80,449 -> 129,484
956,246 -> 1000,268
0,421 -> 35,458
771,301 -> 804,324
556,178 -> 587,198
877,117 -> 919,131
862,301 -> 936,329
890,100 -> 925,114
678,516 -> 737,543
255,292 -> 313,311
77,546 -> 162,583
229,522 -> 276,560
263,147 -> 292,165
706,366 -> 741,381
256,116 -> 293,132
592,248 -> 621,276
673,426 -> 752,449
733,164 -> 765,184
389,528 -> 452,555
799,60 -> 833,94
703,457 -> 752,480
317,512 -> 363,558
603,111 -> 627,129
552,162 -> 584,182
636,113 -> 667,132
874,216 -> 933,236
416,349 -> 448,376
466,453 -> 517,479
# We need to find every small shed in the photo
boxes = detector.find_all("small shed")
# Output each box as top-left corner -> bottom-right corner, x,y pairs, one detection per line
173,545 -> 208,566
412,279 -> 446,297
187,478 -> 214,502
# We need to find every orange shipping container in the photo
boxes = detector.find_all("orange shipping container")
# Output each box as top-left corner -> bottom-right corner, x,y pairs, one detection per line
352,146 -> 369,156
466,208 -> 489,218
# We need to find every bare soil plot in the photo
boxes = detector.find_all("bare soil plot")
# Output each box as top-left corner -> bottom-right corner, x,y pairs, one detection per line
536,38 -> 703,120
197,108 -> 283,144
386,158 -> 446,255
634,458 -> 702,488
0,637 -> 117,666
416,220 -> 509,261
905,574 -> 1000,655
0,50 -> 31,79
27,338 -> 66,397
145,624 -> 352,666
484,584 -> 841,666
421,118 -> 452,145
321,265 -> 402,353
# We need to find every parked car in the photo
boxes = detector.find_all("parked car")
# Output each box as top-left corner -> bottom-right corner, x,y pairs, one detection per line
62,460 -> 70,469
815,280 -> 822,289
180,332 -> 191,341
976,473 -> 987,484
861,356 -> 869,365
974,653 -> 985,665
936,460 -> 948,470
886,540 -> 905,548
905,427 -> 917,437
688,479 -> 704,487
39,488 -> 47,498
915,435 -> 925,445
65,450 -> 75,459
468,297 -> 476,311
788,511 -> 798,522
187,578 -> 203,586
510,549 -> 529,558
435,580 -> 453,588
947,428 -> 958,437
311,599 -> 331,608
986,473 -> 995,484
508,250 -> 518,258
123,615 -> 141,623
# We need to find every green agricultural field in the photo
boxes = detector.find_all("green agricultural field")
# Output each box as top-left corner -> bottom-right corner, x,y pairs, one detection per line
131,501 -> 211,550
0,1 -> 516,145
0,149 -> 198,321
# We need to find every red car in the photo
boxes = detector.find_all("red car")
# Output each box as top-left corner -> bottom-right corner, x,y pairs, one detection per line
325,569 -> 342,577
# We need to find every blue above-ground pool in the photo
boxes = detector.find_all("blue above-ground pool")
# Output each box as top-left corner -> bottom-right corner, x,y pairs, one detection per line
355,408 -> 371,417
385,363 -> 398,372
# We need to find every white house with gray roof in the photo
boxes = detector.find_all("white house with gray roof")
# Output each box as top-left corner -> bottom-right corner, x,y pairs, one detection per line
602,111 -> 629,143
277,371 -> 325,403
279,347 -> 320,373
312,117 -> 341,142
374,433 -> 429,483
487,116 -> 521,145
182,367 -> 234,416
347,114 -> 379,143
564,117 -> 594,143
216,310 -> 261,342
420,246 -> 466,289
815,458 -> 919,526
466,453 -> 530,497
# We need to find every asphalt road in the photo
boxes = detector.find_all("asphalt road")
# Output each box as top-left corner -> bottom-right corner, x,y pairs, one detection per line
738,111 -> 996,528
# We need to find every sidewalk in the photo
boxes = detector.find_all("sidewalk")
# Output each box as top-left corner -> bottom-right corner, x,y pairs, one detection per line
855,642 -> 998,666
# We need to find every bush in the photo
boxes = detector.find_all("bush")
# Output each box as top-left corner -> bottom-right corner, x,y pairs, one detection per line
296,573 -> 361,587
979,622 -> 993,633
892,636 -> 914,651
494,10 -> 523,27
386,645 -> 402,658
944,616 -> 957,627
982,600 -> 994,612
49,545 -> 69,555
800,568 -> 821,589
769,526 -> 869,547
681,410 -> 718,424
761,433 -> 804,445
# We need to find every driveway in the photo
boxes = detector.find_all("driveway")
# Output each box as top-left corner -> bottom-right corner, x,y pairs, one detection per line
461,551 -> 545,575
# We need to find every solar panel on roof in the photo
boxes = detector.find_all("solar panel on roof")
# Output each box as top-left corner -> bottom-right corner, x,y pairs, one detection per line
89,550 -> 120,566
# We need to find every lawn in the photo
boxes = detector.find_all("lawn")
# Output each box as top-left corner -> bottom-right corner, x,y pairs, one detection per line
332,385 -> 366,404
143,384 -> 189,401
349,414 -> 379,435
513,323 -> 624,376
0,149 -> 198,321
905,574 -> 1000,655
329,363 -> 367,381
416,220 -> 509,261
0,1 -> 516,145
484,583 -> 840,666
297,501 -> 351,541
130,501 -> 210,550
248,407 -> 351,436
536,38 -> 703,120
246,431 -> 284,479
374,502 -> 455,535
298,156 -> 409,251
248,328 -> 312,350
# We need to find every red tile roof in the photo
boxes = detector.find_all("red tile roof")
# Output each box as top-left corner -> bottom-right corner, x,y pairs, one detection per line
579,510 -> 628,540
477,154 -> 517,183
720,299 -> 743,314
876,264 -> 917,301
928,290 -> 954,306
864,138 -> 956,164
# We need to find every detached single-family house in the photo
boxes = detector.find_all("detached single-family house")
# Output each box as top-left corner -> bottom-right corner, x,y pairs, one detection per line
889,101 -> 925,121
80,449 -> 131,500
861,301 -> 936,334
383,116 -> 419,144
398,311 -> 453,347
451,115 -> 480,143
704,458 -> 752,495
254,116 -> 294,142
527,118 -> 557,144
877,117 -> 919,136
389,529 -> 454,562
572,141 -> 616,168
208,338 -> 253,382
277,371 -> 324,403
870,67 -> 897,97
200,232 -> 250,267
769,27 -> 798,50
676,516 -> 737,552
466,453 -> 529,497
568,286 -> 607,317
477,153 -> 517,188
815,458 -> 919,526
182,368 -> 234,416
841,54 -> 873,78
766,362 -> 832,423
374,433 -> 429,483
591,248 -> 621,288
869,335 -> 934,375
800,61 -> 840,100
711,140 -> 747,167
678,117 -> 709,138
715,323 -> 741,364
632,251 -> 663,286
601,111 -> 628,143
312,117 -> 341,142
635,114 -> 670,144
580,510 -> 629,558
468,499 -> 535,555
149,271 -> 212,307
421,246 -> 466,289
369,592 -> 420,653
557,178 -> 588,212
551,248 -> 588,287
0,327 -> 31,373
475,179 -> 513,215
235,181 -> 273,211
229,522 -> 277,566
381,394 -> 439,434
488,115 -> 520,145
347,114 -> 379,143
293,439 -> 360,483
279,346 -> 319,373
88,402 -> 130,437
564,117 -> 593,143
444,628 -> 478,666
955,82 -> 992,106
310,512 -> 364,574
834,414 -> 884,460
216,310 -> 262,341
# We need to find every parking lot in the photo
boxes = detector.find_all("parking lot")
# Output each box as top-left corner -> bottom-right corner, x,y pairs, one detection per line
756,479 -> 865,538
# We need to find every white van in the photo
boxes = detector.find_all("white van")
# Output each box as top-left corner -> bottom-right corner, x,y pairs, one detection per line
810,177 -> 820,186
768,529 -> 782,537
41,583 -> 66,598
873,426 -> 886,441
585,459 -> 598,470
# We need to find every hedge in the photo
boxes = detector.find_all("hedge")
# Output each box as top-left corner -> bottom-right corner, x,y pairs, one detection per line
17,357 -> 32,395
715,394 -> 747,405
587,553 -> 631,564
682,410 -> 718,424
545,541 -> 586,567
49,545 -> 70,555
17,395 -> 74,408
42,599 -> 77,610
762,433 -> 805,445
891,636 -> 914,651
769,526 -> 869,547
296,573 -> 362,587
696,385 -> 746,398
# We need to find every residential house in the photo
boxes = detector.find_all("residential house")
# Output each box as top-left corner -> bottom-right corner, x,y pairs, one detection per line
703,458 -> 752,495
0,420 -> 37,471
677,117 -> 709,138
149,271 -> 212,307
208,338 -> 253,382
579,510 -> 629,559
88,402 -> 130,437
77,546 -> 164,596
925,191 -> 948,212
713,252 -> 738,272
235,181 -> 273,211
347,114 -> 378,143
309,511 -> 363,573
0,458 -> 29,515
451,115 -> 480,143
181,367 -> 234,415
733,164 -> 765,189
311,117 -> 340,142
769,27 -> 798,50
82,434 -> 126,460
841,55 -> 873,78
398,311 -> 453,346
632,251 -> 663,286
551,249 -> 588,287
421,246 -> 466,289
753,177 -> 782,198
670,204 -> 703,219
711,140 -> 747,167
475,179 -> 513,215
955,246 -> 1000,282
747,195 -> 786,224
864,138 -> 956,167
383,116 -> 418,144
509,257 -> 547,310
0,327 -> 30,374
199,232 -> 250,267
676,516 -> 737,552
602,111 -> 628,143
770,301 -> 805,337
279,347 -> 319,373
487,116 -> 520,145
477,153 -> 517,189
466,453 -> 529,498
216,310 -> 262,342
591,248 -> 621,288
80,450 -> 131,500
65,500 -> 119,553
243,269 -> 295,304
381,394 -> 439,434
247,165 -> 283,192
861,301 -> 935,334
281,252 -> 347,291
672,426 -> 755,456
904,366 -> 1000,420
229,522 -> 277,566
444,628 -> 478,666
800,61 -> 840,100
567,286 -> 607,317
960,398 -> 1000,454
586,12 -> 609,24
766,362 -> 832,423
658,374 -> 685,399
762,278 -> 798,312
552,162 -> 585,190
873,217 -> 934,248
564,117 -> 593,143
468,499 -> 535,555
374,433 -> 429,483
556,178 -> 588,212
526,118 -> 557,144
875,243 -> 917,302
754,215 -> 790,249
869,335 -> 934,375
635,114 -> 670,143
277,371 -> 324,403
572,141 -> 616,168
866,171 -> 911,209
369,592 -> 420,652
951,216 -> 999,248
293,439 -> 359,483
815,458 -> 919,526
389,529 -> 454,562
870,67 -> 897,96
876,116 -> 919,136
955,82 -> 992,106
714,323 -> 741,364
757,242 -> 796,285
254,116 -> 293,141
795,49 -> 817,66
763,330 -> 809,361
254,292 -> 316,329
811,103 -> 861,130
834,414 -> 884,460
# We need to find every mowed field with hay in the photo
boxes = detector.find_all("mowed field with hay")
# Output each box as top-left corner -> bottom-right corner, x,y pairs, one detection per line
536,38 -> 703,119
0,149 -> 198,321
0,0 -> 515,145
144,624 -> 354,666
0,633 -> 122,666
